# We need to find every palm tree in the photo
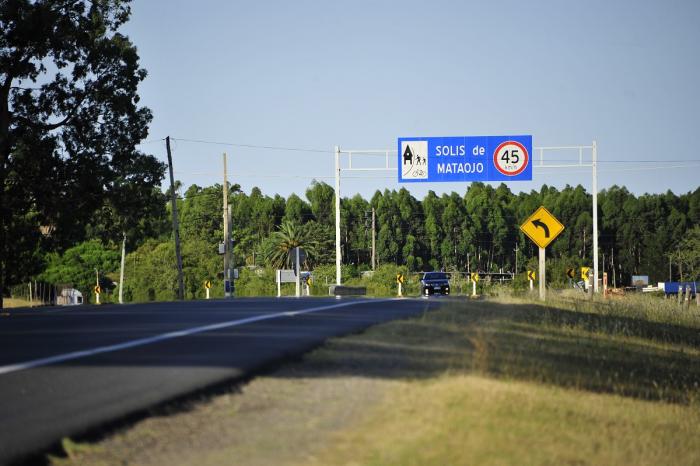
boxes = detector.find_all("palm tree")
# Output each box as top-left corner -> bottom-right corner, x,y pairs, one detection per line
264,221 -> 318,269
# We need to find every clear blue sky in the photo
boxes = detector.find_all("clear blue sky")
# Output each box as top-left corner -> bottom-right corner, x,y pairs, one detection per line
124,0 -> 700,200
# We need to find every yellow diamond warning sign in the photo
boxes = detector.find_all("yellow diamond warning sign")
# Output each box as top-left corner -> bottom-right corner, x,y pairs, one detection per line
520,206 -> 565,249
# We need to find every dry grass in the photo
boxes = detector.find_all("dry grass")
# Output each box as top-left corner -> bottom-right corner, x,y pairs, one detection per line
4,297 -> 32,308
309,374 -> 700,466
303,295 -> 700,465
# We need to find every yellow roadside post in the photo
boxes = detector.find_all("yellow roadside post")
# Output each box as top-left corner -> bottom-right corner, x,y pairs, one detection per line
470,272 -> 479,297
527,270 -> 536,291
396,273 -> 405,297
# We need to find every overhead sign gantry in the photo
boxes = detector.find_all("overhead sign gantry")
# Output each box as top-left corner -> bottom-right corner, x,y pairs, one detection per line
333,138 -> 599,294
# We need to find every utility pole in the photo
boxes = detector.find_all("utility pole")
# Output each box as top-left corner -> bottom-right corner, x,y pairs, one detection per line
371,207 -> 376,271
166,136 -> 185,300
118,232 -> 126,304
223,153 -> 231,298
334,145 -> 341,285
229,204 -> 234,296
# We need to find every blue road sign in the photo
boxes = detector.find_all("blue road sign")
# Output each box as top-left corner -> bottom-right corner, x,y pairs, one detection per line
398,135 -> 532,183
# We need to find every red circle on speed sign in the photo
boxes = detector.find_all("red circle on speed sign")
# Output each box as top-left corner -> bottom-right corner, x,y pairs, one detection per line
493,141 -> 529,176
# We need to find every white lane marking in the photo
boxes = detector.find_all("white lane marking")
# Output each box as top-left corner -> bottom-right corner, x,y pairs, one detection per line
0,300 -> 393,376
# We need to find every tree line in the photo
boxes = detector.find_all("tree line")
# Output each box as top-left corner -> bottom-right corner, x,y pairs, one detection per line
27,180 -> 700,302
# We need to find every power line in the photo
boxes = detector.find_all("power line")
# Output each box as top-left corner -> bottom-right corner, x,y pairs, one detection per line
169,137 -> 329,154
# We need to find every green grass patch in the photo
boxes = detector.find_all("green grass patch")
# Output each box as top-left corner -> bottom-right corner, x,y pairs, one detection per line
304,294 -> 700,465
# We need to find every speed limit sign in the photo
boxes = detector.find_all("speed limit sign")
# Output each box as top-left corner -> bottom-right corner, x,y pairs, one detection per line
493,140 -> 529,176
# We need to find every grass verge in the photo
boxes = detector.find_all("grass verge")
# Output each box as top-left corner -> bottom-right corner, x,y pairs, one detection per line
305,294 -> 700,465
54,294 -> 700,465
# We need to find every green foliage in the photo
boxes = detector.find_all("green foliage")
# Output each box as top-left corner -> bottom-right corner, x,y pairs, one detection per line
123,240 -> 178,302
676,226 -> 700,281
361,264 -> 411,296
305,180 -> 335,224
235,267 -> 277,297
38,240 -> 120,302
0,0 -> 165,303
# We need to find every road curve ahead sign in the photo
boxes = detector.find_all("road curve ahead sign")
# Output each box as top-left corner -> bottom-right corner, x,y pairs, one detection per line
520,206 -> 564,249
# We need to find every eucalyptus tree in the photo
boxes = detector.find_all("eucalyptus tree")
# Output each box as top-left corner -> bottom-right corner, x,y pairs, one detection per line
305,180 -> 335,224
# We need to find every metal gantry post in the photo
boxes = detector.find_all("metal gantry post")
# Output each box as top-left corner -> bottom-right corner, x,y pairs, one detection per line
592,140 -> 599,293
334,145 -> 342,285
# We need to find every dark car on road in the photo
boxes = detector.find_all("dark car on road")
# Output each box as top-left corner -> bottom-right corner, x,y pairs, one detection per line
420,272 -> 450,296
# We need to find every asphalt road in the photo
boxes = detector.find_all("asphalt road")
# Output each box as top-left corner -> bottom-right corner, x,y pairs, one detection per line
0,297 -> 437,464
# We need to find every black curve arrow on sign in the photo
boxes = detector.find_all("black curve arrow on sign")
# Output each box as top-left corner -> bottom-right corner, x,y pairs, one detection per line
531,219 -> 550,238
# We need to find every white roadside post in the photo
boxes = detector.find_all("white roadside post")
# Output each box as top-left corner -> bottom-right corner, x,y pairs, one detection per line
277,270 -> 282,298
295,247 -> 301,298
538,247 -> 546,301
206,287 -> 210,300
471,274 -> 477,297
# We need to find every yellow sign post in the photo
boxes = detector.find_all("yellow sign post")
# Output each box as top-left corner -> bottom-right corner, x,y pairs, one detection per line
520,206 -> 565,301
396,273 -> 404,297
204,280 -> 212,299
